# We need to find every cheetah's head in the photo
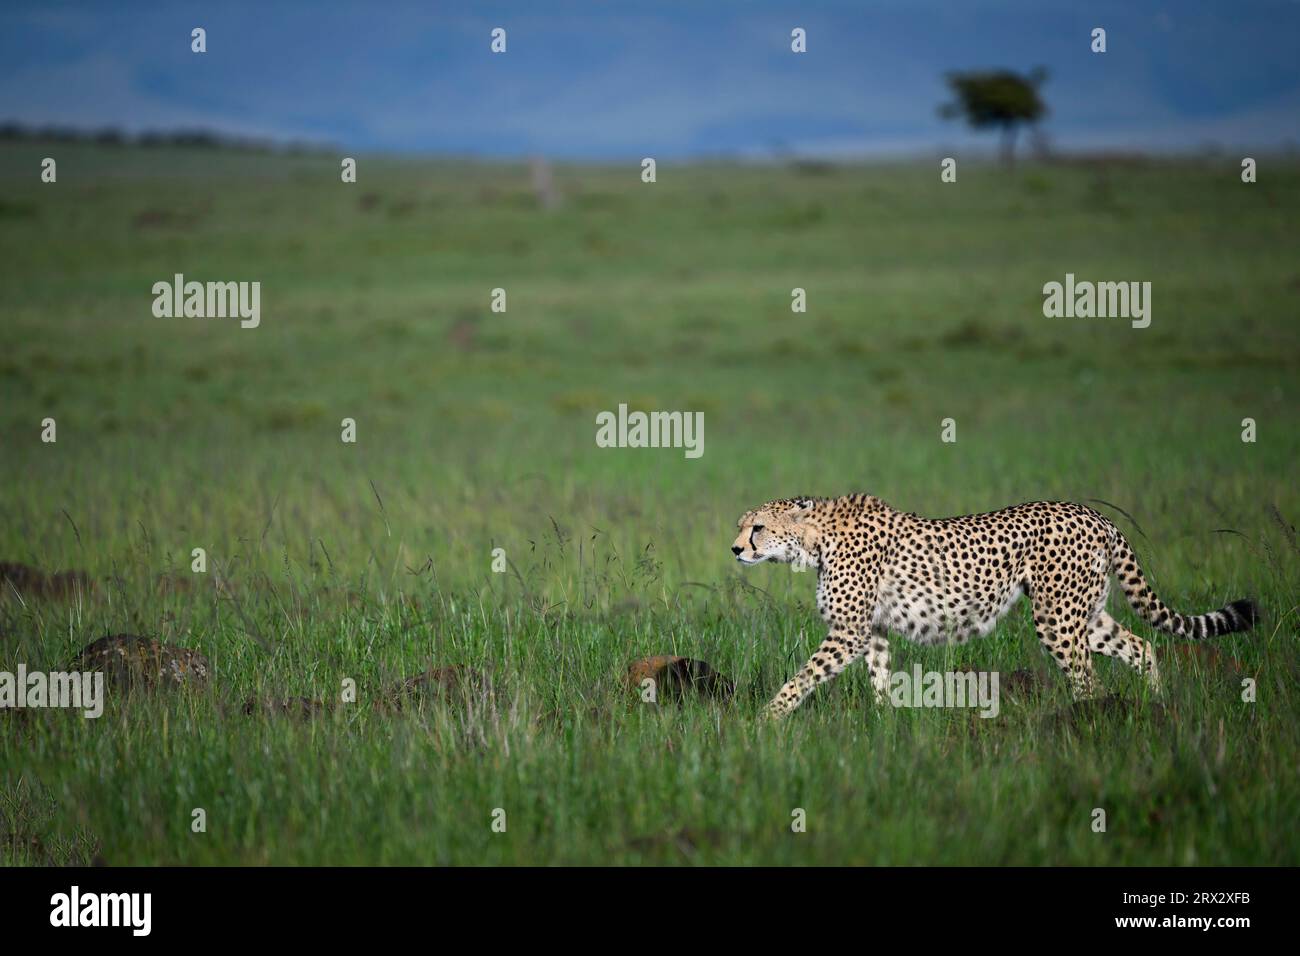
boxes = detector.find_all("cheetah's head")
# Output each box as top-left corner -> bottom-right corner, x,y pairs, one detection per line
732,498 -> 821,568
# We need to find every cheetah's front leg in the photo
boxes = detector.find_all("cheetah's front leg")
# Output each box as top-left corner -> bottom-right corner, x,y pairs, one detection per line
766,625 -> 865,719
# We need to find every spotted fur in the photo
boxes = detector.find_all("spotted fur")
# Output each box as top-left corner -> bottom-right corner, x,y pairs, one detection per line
732,495 -> 1258,719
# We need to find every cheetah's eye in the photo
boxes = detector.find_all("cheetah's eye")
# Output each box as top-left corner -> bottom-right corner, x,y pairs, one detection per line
752,525 -> 764,533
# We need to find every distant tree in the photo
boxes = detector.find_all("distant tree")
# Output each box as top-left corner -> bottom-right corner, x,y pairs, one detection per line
940,67 -> 1048,166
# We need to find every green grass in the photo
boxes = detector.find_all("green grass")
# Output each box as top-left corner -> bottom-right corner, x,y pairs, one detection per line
1,142 -> 1297,864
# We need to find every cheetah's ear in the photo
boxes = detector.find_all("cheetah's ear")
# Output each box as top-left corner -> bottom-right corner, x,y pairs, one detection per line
791,498 -> 815,518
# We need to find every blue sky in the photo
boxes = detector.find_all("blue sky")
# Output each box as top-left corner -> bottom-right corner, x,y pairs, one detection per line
1,0 -> 1298,158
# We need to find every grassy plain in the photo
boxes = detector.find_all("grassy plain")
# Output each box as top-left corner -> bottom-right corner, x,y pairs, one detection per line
1,143 -> 1297,863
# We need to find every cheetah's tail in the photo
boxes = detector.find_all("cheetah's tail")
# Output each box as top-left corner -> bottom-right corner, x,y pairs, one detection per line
1110,533 -> 1259,639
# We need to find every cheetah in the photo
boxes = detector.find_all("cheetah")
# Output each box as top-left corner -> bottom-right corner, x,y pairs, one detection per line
732,495 -> 1258,719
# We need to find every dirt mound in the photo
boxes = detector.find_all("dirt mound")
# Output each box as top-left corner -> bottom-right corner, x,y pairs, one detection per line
242,665 -> 494,719
626,826 -> 723,857
242,695 -> 328,718
154,572 -> 196,595
1047,695 -> 1168,730
1003,668 -> 1047,698
69,634 -> 210,691
1,562 -> 96,599
625,656 -> 734,702
1162,642 -> 1234,669
378,665 -> 493,712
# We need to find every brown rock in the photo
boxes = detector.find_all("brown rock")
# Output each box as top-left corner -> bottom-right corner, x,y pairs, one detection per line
69,634 -> 209,691
0,562 -> 96,600
1000,667 -> 1046,698
154,572 -> 195,595
626,826 -> 723,856
1163,643 -> 1230,668
625,656 -> 734,702
47,570 -> 96,597
379,665 -> 493,712
1048,696 -> 1168,730
953,665 -> 1046,701
242,695 -> 327,718
0,561 -> 43,592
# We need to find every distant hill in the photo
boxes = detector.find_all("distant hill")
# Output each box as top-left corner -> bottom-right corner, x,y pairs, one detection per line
0,121 -> 331,154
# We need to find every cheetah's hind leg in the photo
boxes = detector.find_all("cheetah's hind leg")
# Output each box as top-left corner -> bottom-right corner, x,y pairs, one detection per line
1088,611 -> 1161,695
1032,603 -> 1099,701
